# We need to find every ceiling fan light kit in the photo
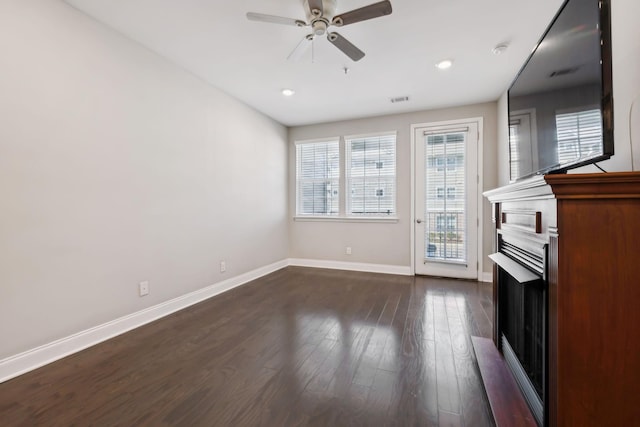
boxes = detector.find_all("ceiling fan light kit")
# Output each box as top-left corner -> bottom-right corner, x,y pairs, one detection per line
246,0 -> 392,62
312,20 -> 328,36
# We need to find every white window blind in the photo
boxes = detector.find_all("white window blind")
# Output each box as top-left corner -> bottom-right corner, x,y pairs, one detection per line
346,133 -> 396,216
556,109 -> 603,164
296,140 -> 340,216
424,132 -> 466,262
509,122 -> 520,180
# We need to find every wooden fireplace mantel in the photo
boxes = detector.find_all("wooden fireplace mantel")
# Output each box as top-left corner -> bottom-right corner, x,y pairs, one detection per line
483,171 -> 640,427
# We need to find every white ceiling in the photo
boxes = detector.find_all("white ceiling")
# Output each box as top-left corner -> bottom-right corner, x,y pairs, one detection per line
64,0 -> 564,127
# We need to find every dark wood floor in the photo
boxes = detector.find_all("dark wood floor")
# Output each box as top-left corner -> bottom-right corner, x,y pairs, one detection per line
0,267 -> 494,426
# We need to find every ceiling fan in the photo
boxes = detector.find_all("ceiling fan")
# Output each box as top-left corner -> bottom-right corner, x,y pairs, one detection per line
247,0 -> 392,62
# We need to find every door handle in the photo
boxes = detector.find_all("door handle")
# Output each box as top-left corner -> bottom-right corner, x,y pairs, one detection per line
416,219 -> 423,224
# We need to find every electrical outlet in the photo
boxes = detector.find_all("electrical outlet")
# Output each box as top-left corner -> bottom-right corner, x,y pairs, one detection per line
346,247 -> 352,255
139,281 -> 149,297
220,261 -> 226,273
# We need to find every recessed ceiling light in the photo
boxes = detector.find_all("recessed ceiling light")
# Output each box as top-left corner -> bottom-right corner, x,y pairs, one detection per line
492,43 -> 509,55
435,59 -> 453,70
281,89 -> 295,97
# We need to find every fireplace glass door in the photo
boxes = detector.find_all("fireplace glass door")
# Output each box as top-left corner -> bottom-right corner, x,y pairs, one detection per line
498,265 -> 545,426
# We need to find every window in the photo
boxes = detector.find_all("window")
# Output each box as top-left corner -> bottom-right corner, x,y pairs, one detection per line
447,156 -> 457,170
446,214 -> 457,231
295,132 -> 397,220
424,131 -> 467,262
296,140 -> 340,216
429,155 -> 459,172
509,120 -> 521,180
556,109 -> 603,164
446,187 -> 456,199
346,133 -> 396,216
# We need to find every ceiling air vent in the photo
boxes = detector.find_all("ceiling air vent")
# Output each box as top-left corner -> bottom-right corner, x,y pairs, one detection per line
391,96 -> 409,103
549,67 -> 579,78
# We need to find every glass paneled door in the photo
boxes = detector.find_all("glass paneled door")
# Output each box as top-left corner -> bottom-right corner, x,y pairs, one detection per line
414,121 -> 479,278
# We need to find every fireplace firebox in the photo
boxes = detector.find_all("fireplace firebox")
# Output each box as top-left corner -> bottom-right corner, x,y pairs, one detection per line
490,235 -> 547,426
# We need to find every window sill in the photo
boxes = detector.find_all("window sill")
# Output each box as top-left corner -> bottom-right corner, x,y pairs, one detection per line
293,216 -> 399,223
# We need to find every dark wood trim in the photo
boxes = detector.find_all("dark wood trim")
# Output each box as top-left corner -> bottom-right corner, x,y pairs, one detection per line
547,233 -> 559,427
493,263 -> 499,345
472,336 -> 537,427
545,171 -> 640,199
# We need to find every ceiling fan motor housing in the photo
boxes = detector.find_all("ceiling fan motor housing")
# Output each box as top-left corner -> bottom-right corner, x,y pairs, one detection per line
248,0 -> 392,62
303,0 -> 337,21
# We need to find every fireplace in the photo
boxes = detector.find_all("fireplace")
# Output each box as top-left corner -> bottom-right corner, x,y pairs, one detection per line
490,235 -> 546,426
483,173 -> 640,426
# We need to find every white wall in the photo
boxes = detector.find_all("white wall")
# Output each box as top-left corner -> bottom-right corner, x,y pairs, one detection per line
0,0 -> 288,360
288,103 -> 498,274
605,0 -> 640,172
496,0 -> 640,186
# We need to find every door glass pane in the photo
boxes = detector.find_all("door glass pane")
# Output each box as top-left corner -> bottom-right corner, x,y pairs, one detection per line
424,132 -> 466,263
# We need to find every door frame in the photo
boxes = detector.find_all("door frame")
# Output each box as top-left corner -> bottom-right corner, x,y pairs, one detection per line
509,108 -> 539,181
410,117 -> 484,278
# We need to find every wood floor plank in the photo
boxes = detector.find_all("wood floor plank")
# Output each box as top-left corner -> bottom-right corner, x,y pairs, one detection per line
0,267 -> 495,426
365,368 -> 397,421
448,302 -> 494,427
439,410 -> 463,427
435,330 -> 462,415
377,291 -> 407,373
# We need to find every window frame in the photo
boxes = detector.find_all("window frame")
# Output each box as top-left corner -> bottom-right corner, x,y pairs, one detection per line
345,131 -> 397,218
293,131 -> 398,223
294,138 -> 341,218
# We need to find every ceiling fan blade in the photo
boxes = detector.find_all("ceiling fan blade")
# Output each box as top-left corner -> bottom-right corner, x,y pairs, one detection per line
332,0 -> 392,26
327,32 -> 365,62
307,0 -> 323,16
246,12 -> 306,27
288,35 -> 314,62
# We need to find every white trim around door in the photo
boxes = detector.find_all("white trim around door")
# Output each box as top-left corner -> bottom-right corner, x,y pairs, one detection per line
410,117 -> 484,279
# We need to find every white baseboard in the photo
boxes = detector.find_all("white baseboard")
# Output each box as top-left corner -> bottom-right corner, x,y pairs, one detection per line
482,271 -> 493,283
0,259 -> 288,384
288,258 -> 412,276
0,257 -> 451,383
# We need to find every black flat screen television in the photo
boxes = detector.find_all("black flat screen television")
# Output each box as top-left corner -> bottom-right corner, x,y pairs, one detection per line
508,0 -> 613,182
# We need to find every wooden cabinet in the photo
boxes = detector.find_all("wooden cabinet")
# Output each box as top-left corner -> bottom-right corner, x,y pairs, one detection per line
484,172 -> 640,427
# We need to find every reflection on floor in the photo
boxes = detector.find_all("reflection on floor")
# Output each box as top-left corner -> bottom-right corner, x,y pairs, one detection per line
0,266 -> 494,426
